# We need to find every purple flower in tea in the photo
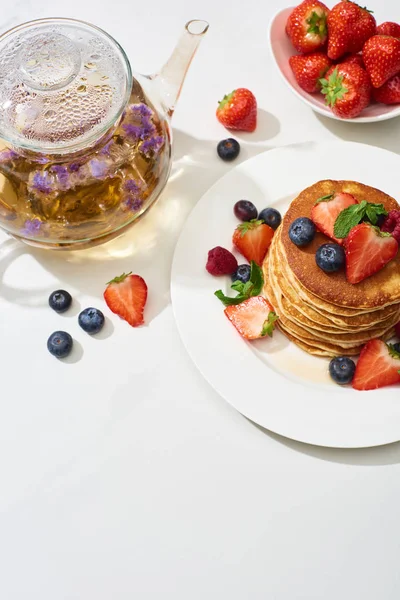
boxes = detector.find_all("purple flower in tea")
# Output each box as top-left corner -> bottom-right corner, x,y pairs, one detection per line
51,165 -> 69,190
0,148 -> 19,162
99,140 -> 113,156
32,171 -> 53,194
141,117 -> 156,138
129,103 -> 153,118
140,136 -> 164,157
90,159 -> 108,179
122,123 -> 144,140
124,197 -> 143,212
124,179 -> 141,195
69,162 -> 80,172
21,218 -> 42,236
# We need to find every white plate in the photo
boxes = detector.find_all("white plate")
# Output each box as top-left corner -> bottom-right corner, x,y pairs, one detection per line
268,7 -> 400,124
171,141 -> 400,448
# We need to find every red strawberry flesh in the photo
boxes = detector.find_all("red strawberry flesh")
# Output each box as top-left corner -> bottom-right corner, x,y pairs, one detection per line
232,220 -> 274,265
345,223 -> 399,284
104,272 -> 148,327
311,191 -> 357,244
224,296 -> 278,340
353,339 -> 400,391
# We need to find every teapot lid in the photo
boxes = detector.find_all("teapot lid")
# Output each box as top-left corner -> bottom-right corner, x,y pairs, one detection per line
0,18 -> 132,154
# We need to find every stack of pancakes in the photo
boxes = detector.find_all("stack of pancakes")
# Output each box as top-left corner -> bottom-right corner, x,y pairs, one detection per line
263,180 -> 400,357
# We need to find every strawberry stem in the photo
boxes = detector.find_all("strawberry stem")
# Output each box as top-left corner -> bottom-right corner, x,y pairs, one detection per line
306,10 -> 327,36
320,68 -> 348,107
218,91 -> 236,110
261,311 -> 278,337
106,271 -> 132,285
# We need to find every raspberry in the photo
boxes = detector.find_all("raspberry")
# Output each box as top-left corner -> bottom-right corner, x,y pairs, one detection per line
206,246 -> 238,276
381,210 -> 400,244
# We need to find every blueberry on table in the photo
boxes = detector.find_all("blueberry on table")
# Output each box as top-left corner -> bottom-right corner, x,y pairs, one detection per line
78,307 -> 105,334
217,138 -> 240,161
231,264 -> 251,283
289,217 -> 316,247
315,243 -> 345,273
329,356 -> 356,385
234,200 -> 258,222
47,331 -> 73,358
258,207 -> 282,230
48,289 -> 72,313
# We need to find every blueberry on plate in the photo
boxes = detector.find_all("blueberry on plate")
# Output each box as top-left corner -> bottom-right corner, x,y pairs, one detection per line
289,217 -> 316,247
234,200 -> 258,221
315,243 -> 345,273
217,138 -> 240,161
392,342 -> 400,353
47,331 -> 73,358
258,207 -> 282,230
48,289 -> 72,313
231,263 -> 251,283
78,307 -> 105,334
329,356 -> 356,385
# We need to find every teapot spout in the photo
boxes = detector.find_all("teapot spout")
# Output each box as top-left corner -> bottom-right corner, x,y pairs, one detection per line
155,20 -> 209,117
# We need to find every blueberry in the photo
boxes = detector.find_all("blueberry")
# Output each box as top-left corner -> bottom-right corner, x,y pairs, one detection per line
259,207 -> 282,230
289,217 -> 316,247
231,264 -> 251,283
47,331 -> 73,358
48,289 -> 72,313
78,307 -> 105,334
217,138 -> 240,161
234,200 -> 258,221
392,342 -> 400,354
315,243 -> 345,273
329,356 -> 356,385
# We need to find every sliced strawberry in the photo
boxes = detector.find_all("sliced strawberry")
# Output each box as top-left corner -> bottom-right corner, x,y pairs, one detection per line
224,296 -> 278,340
345,223 -> 398,284
311,191 -> 358,244
289,52 -> 332,93
353,339 -> 400,391
232,220 -> 274,266
104,272 -> 148,327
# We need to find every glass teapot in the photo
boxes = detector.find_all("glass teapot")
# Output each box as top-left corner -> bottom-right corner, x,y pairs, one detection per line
0,17 -> 208,249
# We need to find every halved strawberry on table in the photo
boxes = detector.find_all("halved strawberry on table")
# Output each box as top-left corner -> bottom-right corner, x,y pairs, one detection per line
289,53 -> 332,93
104,272 -> 148,327
344,223 -> 399,284
232,220 -> 274,266
320,64 -> 371,119
327,1 -> 376,61
311,191 -> 358,244
353,339 -> 400,391
363,35 -> 400,88
224,296 -> 278,340
286,0 -> 330,54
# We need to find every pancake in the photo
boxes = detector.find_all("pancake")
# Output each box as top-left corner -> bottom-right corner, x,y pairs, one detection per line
280,180 -> 400,309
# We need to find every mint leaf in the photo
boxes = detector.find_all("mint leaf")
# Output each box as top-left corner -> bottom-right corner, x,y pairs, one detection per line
315,193 -> 334,204
261,311 -> 278,337
333,201 -> 367,238
214,261 -> 264,306
365,204 -> 378,225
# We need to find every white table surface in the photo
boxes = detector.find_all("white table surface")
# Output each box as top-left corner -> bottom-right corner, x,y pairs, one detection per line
2,1 -> 400,599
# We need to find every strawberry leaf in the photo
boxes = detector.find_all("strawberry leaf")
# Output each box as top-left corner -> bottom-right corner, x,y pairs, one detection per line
315,193 -> 334,204
236,219 -> 264,238
261,311 -> 278,337
306,10 -> 327,36
106,271 -> 132,285
320,68 -> 348,107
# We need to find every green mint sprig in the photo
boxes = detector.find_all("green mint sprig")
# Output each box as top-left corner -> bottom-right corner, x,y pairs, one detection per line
214,261 -> 263,306
333,200 -> 387,239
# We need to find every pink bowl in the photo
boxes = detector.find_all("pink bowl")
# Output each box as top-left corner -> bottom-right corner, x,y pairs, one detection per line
268,7 -> 400,123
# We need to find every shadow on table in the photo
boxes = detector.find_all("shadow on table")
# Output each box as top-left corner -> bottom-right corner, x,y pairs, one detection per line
248,419 -> 400,467
0,127 -> 277,322
316,112 -> 400,154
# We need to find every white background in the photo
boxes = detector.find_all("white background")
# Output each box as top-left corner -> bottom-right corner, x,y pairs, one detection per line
2,1 -> 400,599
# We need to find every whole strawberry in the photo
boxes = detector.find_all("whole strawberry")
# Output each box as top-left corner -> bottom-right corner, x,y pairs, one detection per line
376,22 -> 400,38
363,35 -> 400,88
286,0 -> 330,54
373,73 -> 400,104
340,53 -> 364,68
216,88 -> 257,132
327,1 -> 376,61
289,52 -> 332,93
320,64 -> 371,118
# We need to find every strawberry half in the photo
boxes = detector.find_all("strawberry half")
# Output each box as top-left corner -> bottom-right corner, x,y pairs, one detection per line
376,22 -> 400,39
353,339 -> 400,391
311,191 -> 358,244
345,223 -> 399,284
363,35 -> 400,88
320,64 -> 371,119
104,272 -> 148,327
224,296 -> 278,340
327,1 -> 376,61
286,0 -> 330,55
232,220 -> 274,266
216,88 -> 257,132
289,52 -> 332,93
372,73 -> 400,104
